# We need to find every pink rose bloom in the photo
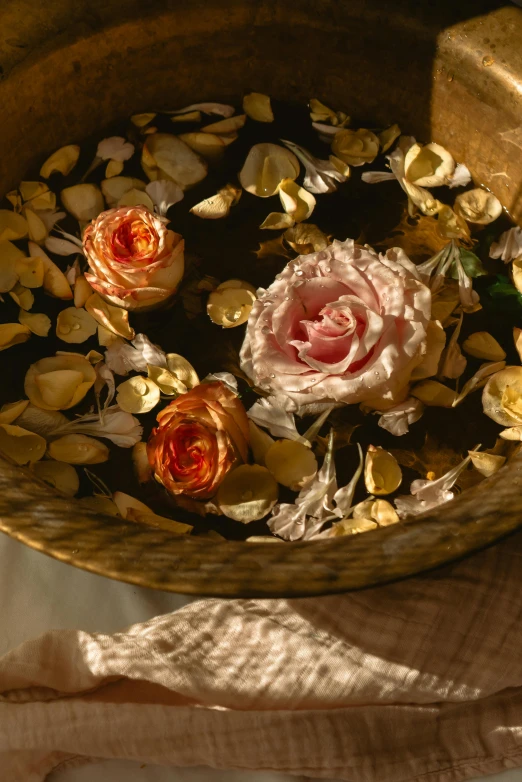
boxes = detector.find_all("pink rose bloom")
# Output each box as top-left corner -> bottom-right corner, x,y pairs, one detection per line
84,205 -> 184,311
240,239 -> 431,412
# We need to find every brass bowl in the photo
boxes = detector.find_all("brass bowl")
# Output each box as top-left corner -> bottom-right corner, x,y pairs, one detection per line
0,0 -> 521,597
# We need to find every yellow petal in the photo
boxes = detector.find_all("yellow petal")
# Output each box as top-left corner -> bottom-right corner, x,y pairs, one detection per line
125,508 -> 192,534
25,354 -> 96,410
468,450 -> 505,478
379,124 -> 401,152
248,420 -> 275,466
0,210 -> 28,241
462,332 -> 506,361
411,320 -> 447,381
32,460 -> 79,496
19,182 -> 56,211
404,142 -> 455,187
48,434 -> 109,464
142,133 -> 208,187
117,188 -> 154,210
259,212 -> 295,230
9,283 -> 34,311
56,307 -> 98,343
101,176 -> 147,207
216,464 -> 279,523
0,424 -> 46,465
331,128 -> 379,166
437,206 -> 471,241
97,324 -> 119,347
85,293 -> 135,339
0,400 -> 29,425
74,275 -> 93,308
190,184 -> 241,219
116,376 -> 161,414
239,143 -> 300,197
371,498 -> 400,526
23,208 -> 48,243
131,113 -> 157,127
243,93 -> 274,123
132,442 -> 152,483
28,242 -> 73,300
330,517 -> 378,536
40,145 -> 80,178
201,114 -> 246,133
0,323 -> 31,350
309,98 -> 338,123
105,159 -> 124,178
177,132 -> 227,161
61,184 -> 105,222
170,111 -> 202,123
278,178 -> 316,222
15,256 -> 44,288
454,188 -> 503,225
284,223 -> 329,254
19,310 -> 52,337
113,491 -> 152,518
412,379 -> 459,407
0,240 -> 25,292
265,439 -> 318,490
482,366 -> 522,426
364,445 -> 402,495
166,353 -> 199,389
514,327 -> 522,363
207,279 -> 257,328
147,365 -> 186,395
512,258 -> 522,295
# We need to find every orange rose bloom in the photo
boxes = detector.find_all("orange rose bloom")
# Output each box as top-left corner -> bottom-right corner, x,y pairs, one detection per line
147,381 -> 250,499
84,205 -> 184,311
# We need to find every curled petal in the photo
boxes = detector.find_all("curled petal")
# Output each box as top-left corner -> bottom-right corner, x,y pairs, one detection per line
239,143 -> 300,197
40,145 -> 80,178
116,376 -> 161,414
454,188 -> 503,225
243,92 -> 274,122
217,464 -> 279,522
48,434 -> 109,464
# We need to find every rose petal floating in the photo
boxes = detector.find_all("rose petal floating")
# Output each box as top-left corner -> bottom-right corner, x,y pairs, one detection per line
32,460 -> 79,496
142,133 -> 208,188
18,310 -> 51,337
449,163 -> 472,189
40,145 -> 80,178
0,424 -> 46,465
379,124 -> 401,152
412,379 -> 459,407
9,283 -> 34,311
260,213 -> 295,230
0,400 -> 29,425
490,226 -> 522,263
482,366 -> 522,426
239,143 -> 300,197
280,139 -> 350,194
0,323 -> 31,350
25,354 -> 96,410
131,113 -> 157,128
132,441 -> 152,483
101,176 -> 148,207
364,445 -> 402,495
56,307 -> 98,343
19,182 -> 56,211
48,434 -> 109,464
201,114 -> 246,134
113,491 -> 193,534
116,376 -> 161,414
97,136 -> 135,163
167,102 -> 235,118
117,188 -> 154,211
178,132 -> 232,161
170,111 -> 201,124
468,450 -> 506,478
331,128 -> 379,166
404,142 -> 455,187
145,180 -> 184,216
147,353 -> 199,396
73,275 -> 93,309
0,210 -> 28,241
278,178 -> 316,222
411,320 -> 446,380
248,420 -> 275,465
79,495 -> 120,515
207,279 -> 257,328
243,93 -> 274,122
283,224 -> 330,253
454,188 -> 503,224
61,184 -> 105,223
264,439 -> 318,490
190,183 -> 241,219
216,464 -> 279,522
462,332 -> 506,361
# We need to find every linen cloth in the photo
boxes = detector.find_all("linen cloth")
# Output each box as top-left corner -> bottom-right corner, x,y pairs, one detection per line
1,530 -> 522,782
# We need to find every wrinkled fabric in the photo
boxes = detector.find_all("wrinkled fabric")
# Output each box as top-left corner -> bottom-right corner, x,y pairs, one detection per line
1,534 -> 522,782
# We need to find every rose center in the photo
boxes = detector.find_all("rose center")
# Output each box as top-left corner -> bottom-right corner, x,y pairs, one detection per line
300,304 -> 365,364
111,219 -> 156,263
166,422 -> 212,480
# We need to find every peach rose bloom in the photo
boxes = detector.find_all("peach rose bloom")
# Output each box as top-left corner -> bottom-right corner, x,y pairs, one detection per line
240,239 -> 431,412
84,205 -> 184,311
147,381 -> 250,500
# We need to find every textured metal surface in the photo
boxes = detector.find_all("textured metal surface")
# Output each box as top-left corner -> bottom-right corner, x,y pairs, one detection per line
0,0 -> 520,595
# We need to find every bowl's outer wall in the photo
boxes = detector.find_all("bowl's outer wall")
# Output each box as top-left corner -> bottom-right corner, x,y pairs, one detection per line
0,0 -> 521,596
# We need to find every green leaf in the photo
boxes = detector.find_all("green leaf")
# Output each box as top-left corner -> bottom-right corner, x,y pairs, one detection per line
482,274 -> 522,315
449,249 -> 488,280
